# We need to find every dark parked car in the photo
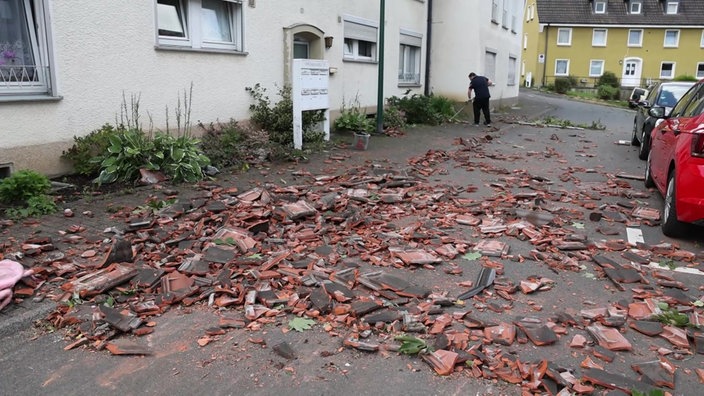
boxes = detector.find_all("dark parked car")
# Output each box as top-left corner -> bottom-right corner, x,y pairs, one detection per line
644,78 -> 704,237
631,81 -> 694,160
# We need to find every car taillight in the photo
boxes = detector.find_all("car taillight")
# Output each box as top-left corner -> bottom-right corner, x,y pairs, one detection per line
692,132 -> 704,158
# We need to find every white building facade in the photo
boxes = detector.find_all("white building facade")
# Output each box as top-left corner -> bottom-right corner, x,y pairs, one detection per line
0,0 -> 523,176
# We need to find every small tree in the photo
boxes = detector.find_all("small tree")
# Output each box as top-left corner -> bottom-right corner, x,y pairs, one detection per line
597,71 -> 620,88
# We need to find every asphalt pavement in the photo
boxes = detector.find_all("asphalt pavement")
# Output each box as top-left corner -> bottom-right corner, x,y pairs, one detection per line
2,88 -> 704,395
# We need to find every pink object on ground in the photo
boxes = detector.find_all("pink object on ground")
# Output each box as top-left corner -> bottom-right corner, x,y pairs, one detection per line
0,259 -> 27,310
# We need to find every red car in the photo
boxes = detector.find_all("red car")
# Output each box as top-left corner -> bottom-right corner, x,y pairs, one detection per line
644,79 -> 704,237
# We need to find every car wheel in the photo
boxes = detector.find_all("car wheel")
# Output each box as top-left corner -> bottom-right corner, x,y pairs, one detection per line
638,125 -> 651,160
644,151 -> 655,188
661,172 -> 688,237
631,120 -> 640,146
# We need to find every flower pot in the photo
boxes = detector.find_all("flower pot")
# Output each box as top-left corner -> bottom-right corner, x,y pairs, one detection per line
352,132 -> 370,151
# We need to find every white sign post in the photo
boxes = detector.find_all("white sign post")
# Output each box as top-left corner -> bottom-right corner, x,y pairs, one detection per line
292,59 -> 330,150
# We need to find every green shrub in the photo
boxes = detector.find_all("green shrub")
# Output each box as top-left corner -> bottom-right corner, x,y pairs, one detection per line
382,104 -> 406,130
95,129 -> 154,185
5,195 -> 57,219
554,77 -> 572,94
152,133 -> 210,183
597,71 -> 620,88
386,92 -> 453,125
245,83 -> 326,145
0,169 -> 52,205
333,97 -> 374,133
0,169 -> 57,218
61,124 -> 119,176
428,95 -> 456,122
674,75 -> 697,82
199,119 -> 248,169
597,85 -> 620,100
95,129 -> 209,185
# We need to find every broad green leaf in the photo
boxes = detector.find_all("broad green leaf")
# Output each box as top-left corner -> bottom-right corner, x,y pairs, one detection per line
462,252 -> 482,261
289,317 -> 316,332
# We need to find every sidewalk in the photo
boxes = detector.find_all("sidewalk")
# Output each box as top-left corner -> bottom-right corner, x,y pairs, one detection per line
0,90 -> 555,336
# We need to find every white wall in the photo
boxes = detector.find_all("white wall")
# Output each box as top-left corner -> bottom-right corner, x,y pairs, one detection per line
430,0 -> 523,102
0,0 -> 521,176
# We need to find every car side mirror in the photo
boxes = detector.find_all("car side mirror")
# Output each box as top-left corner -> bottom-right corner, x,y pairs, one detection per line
648,106 -> 666,118
639,100 -> 650,108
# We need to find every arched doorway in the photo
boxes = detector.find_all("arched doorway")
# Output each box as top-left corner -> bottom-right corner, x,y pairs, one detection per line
283,24 -> 325,83
621,57 -> 643,87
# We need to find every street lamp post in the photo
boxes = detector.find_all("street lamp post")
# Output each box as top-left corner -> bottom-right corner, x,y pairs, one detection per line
376,0 -> 385,134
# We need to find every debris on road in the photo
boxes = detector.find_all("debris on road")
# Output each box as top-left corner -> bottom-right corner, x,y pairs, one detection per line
2,123 -> 704,394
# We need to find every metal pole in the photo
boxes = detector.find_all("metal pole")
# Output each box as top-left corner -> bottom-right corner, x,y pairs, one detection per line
376,0 -> 385,133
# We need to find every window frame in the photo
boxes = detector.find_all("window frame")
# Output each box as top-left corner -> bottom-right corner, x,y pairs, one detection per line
555,59 -> 569,76
663,29 -> 680,48
508,56 -> 517,86
398,30 -> 422,85
343,16 -> 378,63
697,63 -> 704,79
666,1 -> 678,14
700,30 -> 704,48
0,0 -> 56,98
594,0 -> 606,14
592,29 -> 607,47
660,62 -> 675,79
155,0 -> 244,53
630,1 -> 642,14
491,0 -> 499,23
628,29 -> 643,47
589,60 -> 605,77
557,28 -> 572,46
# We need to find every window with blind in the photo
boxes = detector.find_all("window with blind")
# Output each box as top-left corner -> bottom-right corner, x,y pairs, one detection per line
156,0 -> 244,52
343,17 -> 378,62
398,31 -> 421,85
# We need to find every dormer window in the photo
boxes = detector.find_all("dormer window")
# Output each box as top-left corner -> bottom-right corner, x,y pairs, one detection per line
666,1 -> 678,14
594,0 -> 606,13
630,0 -> 642,14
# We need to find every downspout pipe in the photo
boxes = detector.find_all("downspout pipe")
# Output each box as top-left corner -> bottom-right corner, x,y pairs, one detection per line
424,0 -> 433,96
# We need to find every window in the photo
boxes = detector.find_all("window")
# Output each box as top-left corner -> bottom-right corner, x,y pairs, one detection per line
523,34 -> 528,50
594,0 -> 606,13
502,0 -> 509,28
670,84 -> 699,118
630,1 -> 642,14
557,28 -> 572,46
697,63 -> 704,79
664,30 -> 679,47
555,59 -> 569,76
0,0 -> 54,97
508,56 -> 517,86
343,17 -> 378,62
666,1 -> 678,14
660,62 -> 675,79
589,60 -> 604,77
628,29 -> 643,47
485,51 -> 497,81
701,30 -> 704,47
592,29 -> 607,46
398,31 -> 422,85
156,0 -> 243,51
293,39 -> 309,59
491,0 -> 499,23
526,5 -> 531,22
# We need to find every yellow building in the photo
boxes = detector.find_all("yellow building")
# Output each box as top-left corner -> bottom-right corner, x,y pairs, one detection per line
522,0 -> 704,88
